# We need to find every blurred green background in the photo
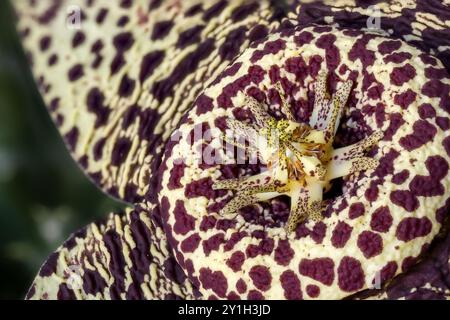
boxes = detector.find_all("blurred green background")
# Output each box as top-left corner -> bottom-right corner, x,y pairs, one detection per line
0,1 -> 123,299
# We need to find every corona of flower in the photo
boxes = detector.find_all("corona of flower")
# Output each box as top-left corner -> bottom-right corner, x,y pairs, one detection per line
213,73 -> 383,232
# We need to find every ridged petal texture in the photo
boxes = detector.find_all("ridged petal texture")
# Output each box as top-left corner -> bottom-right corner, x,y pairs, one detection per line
14,0 -> 277,203
26,204 -> 198,300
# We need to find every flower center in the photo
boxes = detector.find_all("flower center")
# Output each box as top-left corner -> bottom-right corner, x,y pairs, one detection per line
213,72 -> 383,233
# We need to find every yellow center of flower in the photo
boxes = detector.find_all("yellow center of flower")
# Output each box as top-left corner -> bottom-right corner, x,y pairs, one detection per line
213,72 -> 382,233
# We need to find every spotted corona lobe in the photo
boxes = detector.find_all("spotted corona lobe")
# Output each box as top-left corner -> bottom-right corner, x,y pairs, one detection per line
158,26 -> 450,300
14,0 -> 276,203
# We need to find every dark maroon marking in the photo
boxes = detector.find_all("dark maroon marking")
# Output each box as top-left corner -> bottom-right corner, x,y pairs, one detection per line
436,192 -> 450,222
231,2 -> 259,22
384,113 -> 405,141
219,26 -> 247,61
195,94 -> 214,116
392,170 -> 410,184
396,217 -> 432,242
337,256 -> 365,292
37,2 -> 62,24
374,149 -> 400,178
79,155 -> 88,168
138,108 -> 161,140
285,56 -> 308,84
370,206 -> 393,233
203,0 -> 227,21
168,162 -> 186,190
249,265 -> 272,292
173,200 -> 195,235
64,127 -> 79,152
118,74 -> 135,97
377,261 -> 398,285
226,251 -> 245,272
306,285 -> 320,298
246,238 -> 274,258
121,104 -> 139,129
421,80 -> 450,113
216,219 -> 236,231
152,38 -> 215,101
39,252 -> 59,277
117,16 -> 129,27
199,268 -> 228,298
151,20 -> 174,40
119,0 -> 132,8
390,190 -> 419,212
139,50 -> 165,83
331,221 -> 352,248
399,120 -> 437,151
39,35 -> 51,51
436,117 -> 450,130
57,284 -> 76,300
274,239 -> 294,266
49,97 -> 60,112
409,155 -> 448,197
82,269 -> 107,295
348,36 -> 375,68
110,53 -> 125,75
72,31 -> 86,48
103,229 -> 126,298
68,64 -> 84,81
299,258 -> 335,286
176,25 -> 204,49
227,292 -> 240,300
425,67 -> 448,80
390,64 -> 416,86
48,54 -> 58,66
247,290 -> 264,300
86,88 -> 110,128
185,177 -> 218,200
383,52 -> 412,64
111,137 -> 131,166
199,215 -> 217,232
113,32 -> 134,52
181,233 -> 201,253
294,31 -> 313,46
444,136 -> 450,157
280,270 -> 302,300
224,231 -> 247,252
202,233 -> 225,256
393,89 -> 416,109
250,39 -> 286,63
185,3 -> 203,17
419,54 -> 437,66
378,40 -> 401,55
316,33 -> 340,70
311,222 -> 327,244
248,24 -> 268,44
149,0 -> 163,10
96,8 -> 109,23
357,231 -> 383,259
236,278 -> 247,294
348,202 -> 365,219
401,256 -> 420,273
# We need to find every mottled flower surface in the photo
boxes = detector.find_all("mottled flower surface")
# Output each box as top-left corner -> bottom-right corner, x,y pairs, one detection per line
13,0 -> 450,300
159,26 -> 450,299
